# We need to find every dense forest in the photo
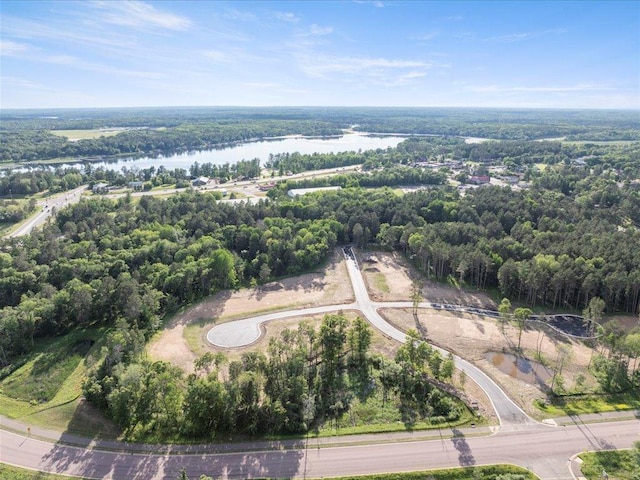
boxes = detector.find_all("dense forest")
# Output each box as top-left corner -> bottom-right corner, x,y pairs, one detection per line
2,163 -> 640,361
2,107 -> 638,163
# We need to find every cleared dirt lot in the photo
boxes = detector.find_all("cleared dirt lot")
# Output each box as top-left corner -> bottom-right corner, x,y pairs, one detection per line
148,250 -> 353,372
380,307 -> 594,416
360,250 -> 496,308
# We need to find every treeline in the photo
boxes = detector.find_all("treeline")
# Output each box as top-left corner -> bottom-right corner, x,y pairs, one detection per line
268,166 -> 447,196
0,120 -> 342,163
0,199 -> 36,223
0,169 -> 85,196
349,108 -> 640,141
3,107 -> 638,164
83,314 -> 459,439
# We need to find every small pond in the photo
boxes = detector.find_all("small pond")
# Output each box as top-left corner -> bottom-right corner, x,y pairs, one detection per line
486,351 -> 552,386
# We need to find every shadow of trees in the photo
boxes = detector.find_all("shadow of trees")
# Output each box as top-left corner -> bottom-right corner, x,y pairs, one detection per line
451,428 -> 476,467
41,437 -> 305,480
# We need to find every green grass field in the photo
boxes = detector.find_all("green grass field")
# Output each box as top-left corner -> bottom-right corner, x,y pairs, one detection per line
0,328 -> 120,437
49,129 -> 125,140
579,447 -> 640,479
534,393 -> 640,417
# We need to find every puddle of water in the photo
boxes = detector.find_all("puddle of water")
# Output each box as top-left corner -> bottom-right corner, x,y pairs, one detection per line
486,351 -> 552,385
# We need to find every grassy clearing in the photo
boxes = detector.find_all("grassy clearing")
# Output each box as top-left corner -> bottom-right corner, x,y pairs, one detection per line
534,393 -> 640,417
328,464 -> 538,479
0,464 -> 87,480
1,330 -> 98,403
0,328 -> 119,436
314,392 -> 478,437
369,270 -> 390,294
49,129 -> 125,140
579,449 -> 639,479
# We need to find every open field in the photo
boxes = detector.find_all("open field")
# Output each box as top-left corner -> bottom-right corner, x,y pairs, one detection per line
49,129 -> 126,141
0,328 -> 120,438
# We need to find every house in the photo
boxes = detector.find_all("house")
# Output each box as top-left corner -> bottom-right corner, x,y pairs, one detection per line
503,175 -> 520,185
192,176 -> 209,187
92,182 -> 109,193
572,159 -> 588,168
128,181 -> 144,190
468,175 -> 490,185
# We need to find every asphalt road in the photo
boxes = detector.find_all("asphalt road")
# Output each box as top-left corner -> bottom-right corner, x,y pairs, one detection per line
8,185 -> 87,238
1,419 -> 637,479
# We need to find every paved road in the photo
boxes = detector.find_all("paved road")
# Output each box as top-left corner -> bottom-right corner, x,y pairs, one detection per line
8,185 -> 87,238
1,417 -> 637,479
209,247 -> 531,425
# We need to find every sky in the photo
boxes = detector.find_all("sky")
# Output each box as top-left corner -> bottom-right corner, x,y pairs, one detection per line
1,0 -> 639,109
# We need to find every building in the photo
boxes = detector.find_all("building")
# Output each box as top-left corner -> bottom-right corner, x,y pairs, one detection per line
502,175 -> 520,185
128,181 -> 144,190
92,182 -> 109,193
287,186 -> 342,197
468,175 -> 491,185
192,176 -> 210,187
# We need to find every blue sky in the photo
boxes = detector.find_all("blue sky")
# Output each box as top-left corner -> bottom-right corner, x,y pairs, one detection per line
1,0 -> 638,109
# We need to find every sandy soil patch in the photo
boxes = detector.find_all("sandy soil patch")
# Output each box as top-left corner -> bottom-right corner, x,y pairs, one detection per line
147,250 -> 353,372
358,250 -> 495,308
380,307 -> 594,416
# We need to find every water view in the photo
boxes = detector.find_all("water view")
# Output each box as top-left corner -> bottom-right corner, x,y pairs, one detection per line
486,351 -> 552,386
41,133 -> 407,172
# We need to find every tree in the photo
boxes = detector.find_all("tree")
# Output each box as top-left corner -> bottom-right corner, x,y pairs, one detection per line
498,298 -> 512,334
513,307 -> 532,351
551,344 -> 573,393
583,296 -> 605,336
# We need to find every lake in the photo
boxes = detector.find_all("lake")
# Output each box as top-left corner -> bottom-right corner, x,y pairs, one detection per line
43,133 -> 408,172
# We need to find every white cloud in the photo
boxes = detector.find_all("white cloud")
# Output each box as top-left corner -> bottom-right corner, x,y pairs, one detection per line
202,50 -> 231,63
275,12 -> 300,23
0,40 -> 31,56
297,54 -> 444,87
411,32 -> 439,41
470,83 -> 612,93
353,1 -> 385,7
90,0 -> 191,31
308,24 -> 333,36
485,28 -> 567,43
223,9 -> 257,22
242,82 -> 281,89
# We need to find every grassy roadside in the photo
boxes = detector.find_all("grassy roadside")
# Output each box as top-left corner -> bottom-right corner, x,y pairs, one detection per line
0,463 -> 538,480
534,393 -> 640,417
0,464 -> 87,480
579,448 -> 639,479
0,328 -> 119,437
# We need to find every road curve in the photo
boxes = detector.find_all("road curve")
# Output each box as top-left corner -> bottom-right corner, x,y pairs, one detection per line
208,247 -> 532,425
1,418 -> 638,480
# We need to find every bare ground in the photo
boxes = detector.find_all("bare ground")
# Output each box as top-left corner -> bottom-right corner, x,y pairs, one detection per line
381,307 -> 595,417
149,247 -> 620,418
147,250 -> 353,372
359,250 -> 496,308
